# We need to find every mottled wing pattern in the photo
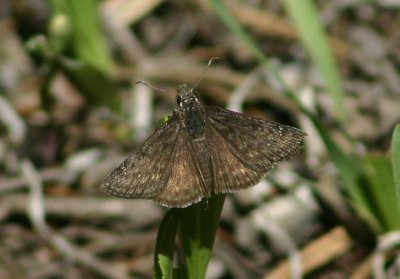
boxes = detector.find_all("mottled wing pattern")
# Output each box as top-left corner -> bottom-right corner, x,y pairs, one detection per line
206,107 -> 306,193
154,128 -> 209,207
207,124 -> 263,192
101,112 -> 182,200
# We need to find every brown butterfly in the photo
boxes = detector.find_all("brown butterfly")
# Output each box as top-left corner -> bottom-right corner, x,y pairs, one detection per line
101,84 -> 306,207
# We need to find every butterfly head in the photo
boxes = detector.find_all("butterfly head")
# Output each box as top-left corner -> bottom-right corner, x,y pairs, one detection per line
176,84 -> 200,109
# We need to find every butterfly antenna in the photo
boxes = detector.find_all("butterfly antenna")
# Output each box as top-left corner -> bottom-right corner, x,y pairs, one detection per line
135,81 -> 169,94
190,57 -> 220,92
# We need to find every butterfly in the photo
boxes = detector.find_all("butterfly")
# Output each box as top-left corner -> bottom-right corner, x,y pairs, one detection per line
101,83 -> 306,207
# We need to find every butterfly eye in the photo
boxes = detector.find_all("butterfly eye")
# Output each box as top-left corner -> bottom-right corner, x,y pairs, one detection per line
176,95 -> 182,105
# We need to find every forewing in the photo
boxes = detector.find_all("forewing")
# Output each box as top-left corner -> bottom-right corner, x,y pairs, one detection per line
207,124 -> 264,193
154,129 -> 209,207
206,107 -> 305,193
101,112 -> 182,200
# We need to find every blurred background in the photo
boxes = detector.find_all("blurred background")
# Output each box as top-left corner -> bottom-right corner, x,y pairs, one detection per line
0,0 -> 400,278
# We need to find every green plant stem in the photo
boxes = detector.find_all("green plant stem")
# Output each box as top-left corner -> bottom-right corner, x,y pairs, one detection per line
392,124 -> 400,224
154,209 -> 179,279
178,194 -> 225,279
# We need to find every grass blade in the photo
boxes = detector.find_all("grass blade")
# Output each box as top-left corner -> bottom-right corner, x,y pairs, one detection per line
362,155 -> 400,231
178,194 -> 225,279
311,119 -> 380,232
65,0 -> 113,74
282,0 -> 346,124
154,210 -> 179,279
392,123 -> 400,224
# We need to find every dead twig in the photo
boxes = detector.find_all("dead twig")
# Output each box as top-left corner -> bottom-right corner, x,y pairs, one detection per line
0,166 -> 76,194
0,193 -> 163,226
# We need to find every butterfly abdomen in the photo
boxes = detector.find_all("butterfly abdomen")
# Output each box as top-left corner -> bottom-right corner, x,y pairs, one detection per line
184,107 -> 212,197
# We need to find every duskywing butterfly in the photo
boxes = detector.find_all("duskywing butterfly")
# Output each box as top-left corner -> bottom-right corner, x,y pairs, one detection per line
101,83 -> 306,207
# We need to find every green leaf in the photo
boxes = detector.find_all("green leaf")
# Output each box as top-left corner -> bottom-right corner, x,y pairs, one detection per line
48,0 -> 71,54
362,155 -> 400,231
45,1 -> 118,109
154,210 -> 179,279
63,0 -> 113,74
282,0 -> 346,124
178,194 -> 225,279
392,123 -> 400,225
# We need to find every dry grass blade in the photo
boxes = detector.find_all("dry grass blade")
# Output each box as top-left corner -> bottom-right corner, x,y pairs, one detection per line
101,0 -> 166,26
265,227 -> 352,279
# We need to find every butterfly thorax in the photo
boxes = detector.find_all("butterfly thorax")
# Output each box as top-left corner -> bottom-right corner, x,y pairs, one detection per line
177,84 -> 206,137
